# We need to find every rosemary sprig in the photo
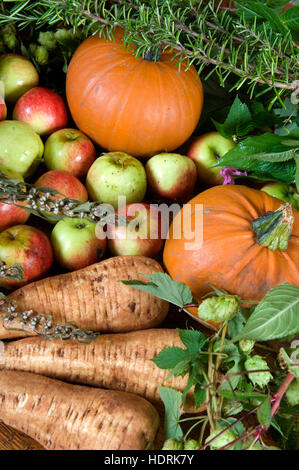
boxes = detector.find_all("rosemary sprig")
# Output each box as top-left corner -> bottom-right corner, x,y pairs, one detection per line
0,0 -> 297,103
0,262 -> 24,282
0,172 -> 126,227
0,293 -> 100,343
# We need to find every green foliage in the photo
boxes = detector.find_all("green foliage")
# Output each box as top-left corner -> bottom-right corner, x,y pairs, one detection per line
233,283 -> 299,342
152,328 -> 207,407
158,386 -> 184,441
257,396 -> 272,428
0,0 -> 297,104
126,272 -> 297,449
122,272 -> 193,309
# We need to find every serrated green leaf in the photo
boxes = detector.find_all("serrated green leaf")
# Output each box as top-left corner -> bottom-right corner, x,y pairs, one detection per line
121,272 -> 193,308
194,383 -> 206,408
244,150 -> 296,162
257,397 -> 272,428
233,283 -> 299,342
178,328 -> 206,355
228,309 -> 247,339
181,371 -> 198,406
212,96 -> 253,138
166,359 -> 191,379
218,342 -> 243,390
159,386 -> 183,440
151,346 -> 189,370
214,133 -> 298,166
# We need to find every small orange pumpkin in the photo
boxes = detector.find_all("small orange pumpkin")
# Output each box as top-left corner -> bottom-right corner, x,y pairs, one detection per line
163,185 -> 299,326
66,29 -> 203,157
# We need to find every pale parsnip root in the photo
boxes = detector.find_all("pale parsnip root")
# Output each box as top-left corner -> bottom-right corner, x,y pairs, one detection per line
0,255 -> 169,340
0,370 -> 160,450
0,329 -> 201,413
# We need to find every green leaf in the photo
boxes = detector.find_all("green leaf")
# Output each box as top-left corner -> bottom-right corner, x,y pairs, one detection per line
233,283 -> 299,342
159,386 -> 183,441
181,372 -> 196,406
121,272 -> 193,308
248,160 -> 296,184
273,414 -> 299,450
214,133 -> 298,165
218,342 -> 243,390
194,382 -> 206,408
280,6 -> 299,33
264,0 -> 292,14
228,309 -> 247,339
212,96 -> 253,138
218,389 -> 266,402
235,1 -> 288,34
243,150 -> 297,162
178,328 -> 206,355
151,347 -> 189,370
166,359 -> 191,379
257,397 -> 272,428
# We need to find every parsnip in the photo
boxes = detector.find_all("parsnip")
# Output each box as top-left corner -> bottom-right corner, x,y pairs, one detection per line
0,370 -> 160,450
0,329 -> 200,412
0,255 -> 169,340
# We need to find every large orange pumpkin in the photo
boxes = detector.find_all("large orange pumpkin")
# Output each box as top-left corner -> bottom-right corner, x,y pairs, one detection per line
66,30 -> 203,157
163,185 -> 299,322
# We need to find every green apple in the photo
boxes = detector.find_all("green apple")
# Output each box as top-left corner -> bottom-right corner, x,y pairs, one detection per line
0,54 -> 39,104
145,152 -> 197,201
86,152 -> 147,209
51,217 -> 107,271
187,132 -> 235,187
0,120 -> 44,177
261,182 -> 299,211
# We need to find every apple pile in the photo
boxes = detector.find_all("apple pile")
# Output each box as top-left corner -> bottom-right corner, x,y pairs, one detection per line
0,51 -> 297,290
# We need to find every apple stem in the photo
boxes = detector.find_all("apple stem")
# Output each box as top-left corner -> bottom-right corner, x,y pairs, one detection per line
252,203 -> 294,251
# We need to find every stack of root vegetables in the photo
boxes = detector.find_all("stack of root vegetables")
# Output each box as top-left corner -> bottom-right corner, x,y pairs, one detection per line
0,255 -> 196,450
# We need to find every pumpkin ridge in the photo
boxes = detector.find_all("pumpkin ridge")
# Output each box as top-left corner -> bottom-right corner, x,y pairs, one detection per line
105,60 -> 149,151
146,63 -> 163,154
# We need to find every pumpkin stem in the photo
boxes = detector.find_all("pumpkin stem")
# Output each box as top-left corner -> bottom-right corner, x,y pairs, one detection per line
252,203 -> 294,251
143,45 -> 162,62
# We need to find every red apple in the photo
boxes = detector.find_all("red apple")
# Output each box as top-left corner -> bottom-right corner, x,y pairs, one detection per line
187,132 -> 235,187
0,224 -> 53,289
145,152 -> 197,201
0,167 -> 30,232
44,128 -> 96,178
107,203 -> 164,257
34,170 -> 88,203
51,217 -> 107,271
13,86 -> 68,136
0,95 -> 7,121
